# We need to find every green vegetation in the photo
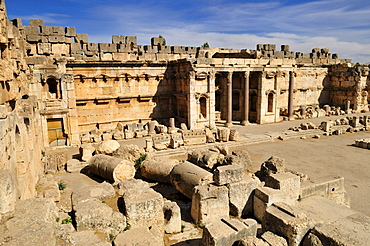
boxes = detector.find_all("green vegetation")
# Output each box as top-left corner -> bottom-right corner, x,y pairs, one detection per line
61,217 -> 72,224
201,42 -> 210,48
159,35 -> 166,46
135,153 -> 148,168
109,233 -> 116,241
58,180 -> 67,190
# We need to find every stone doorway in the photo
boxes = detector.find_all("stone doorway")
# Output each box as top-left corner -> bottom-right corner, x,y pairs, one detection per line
47,118 -> 67,146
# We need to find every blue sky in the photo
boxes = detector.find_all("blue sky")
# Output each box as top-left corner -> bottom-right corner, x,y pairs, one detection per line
6,0 -> 370,63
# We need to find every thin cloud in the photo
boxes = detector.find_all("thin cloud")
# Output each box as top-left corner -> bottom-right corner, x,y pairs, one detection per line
9,13 -> 70,25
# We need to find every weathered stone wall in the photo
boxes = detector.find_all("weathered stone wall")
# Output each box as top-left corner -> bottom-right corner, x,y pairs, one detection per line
71,63 -> 176,132
0,5 -> 44,204
326,64 -> 369,112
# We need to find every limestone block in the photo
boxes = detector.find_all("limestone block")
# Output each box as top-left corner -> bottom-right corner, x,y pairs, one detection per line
68,231 -> 111,246
88,154 -> 135,182
254,187 -> 294,222
300,176 -> 348,206
3,198 -> 59,246
163,201 -> 181,234
170,161 -> 213,198
49,35 -> 66,43
155,124 -> 168,133
228,174 -> 261,217
152,133 -> 170,150
124,129 -> 135,139
112,144 -> 144,163
145,138 -> 154,152
102,132 -> 112,141
191,183 -> 229,225
202,218 -> 256,246
72,181 -> 115,205
80,143 -> 95,162
116,122 -> 124,131
26,34 -> 41,42
216,144 -> 229,155
140,157 -> 179,183
0,105 -> 7,119
134,131 -> 143,138
76,34 -> 88,43
180,123 -> 188,130
213,164 -> 243,186
96,139 -> 120,154
229,129 -> 240,141
99,43 -> 117,53
114,226 -> 163,246
65,27 -> 76,37
120,185 -> 164,230
74,198 -> 126,236
302,213 -> 370,246
117,178 -> 150,196
24,26 -> 39,35
65,159 -> 86,173
224,150 -> 253,173
37,43 -> 51,54
30,19 -> 44,26
43,152 -> 67,172
125,36 -> 137,45
170,132 -> 184,146
87,43 -> 98,51
90,128 -> 102,142
202,151 -> 224,170
205,128 -> 216,143
265,173 -> 301,200
240,237 -> 269,246
0,170 -> 17,214
263,202 -> 314,246
112,35 -> 125,44
182,129 -> 207,145
217,127 -> 230,142
51,43 -> 69,55
113,130 -> 124,140
259,156 -> 285,181
261,231 -> 288,246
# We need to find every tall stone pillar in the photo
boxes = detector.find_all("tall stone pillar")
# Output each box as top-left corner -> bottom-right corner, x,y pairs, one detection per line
225,72 -> 233,127
288,71 -> 295,120
208,71 -> 216,129
241,71 -> 250,126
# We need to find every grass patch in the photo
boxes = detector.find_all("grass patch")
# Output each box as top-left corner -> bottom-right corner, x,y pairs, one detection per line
61,217 -> 72,224
58,181 -> 67,190
135,153 -> 148,168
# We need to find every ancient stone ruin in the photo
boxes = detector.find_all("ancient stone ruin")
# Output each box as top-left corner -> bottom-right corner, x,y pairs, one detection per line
1,0 -> 370,245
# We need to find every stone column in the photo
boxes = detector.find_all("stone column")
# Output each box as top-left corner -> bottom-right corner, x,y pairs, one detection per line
241,71 -> 250,125
207,71 -> 216,129
225,71 -> 233,127
346,99 -> 351,114
288,71 -> 295,120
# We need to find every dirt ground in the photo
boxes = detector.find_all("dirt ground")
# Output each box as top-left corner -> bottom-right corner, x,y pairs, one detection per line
242,131 -> 370,216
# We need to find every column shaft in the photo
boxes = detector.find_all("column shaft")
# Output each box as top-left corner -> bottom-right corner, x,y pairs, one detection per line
241,71 -> 250,125
225,72 -> 233,127
288,71 -> 295,119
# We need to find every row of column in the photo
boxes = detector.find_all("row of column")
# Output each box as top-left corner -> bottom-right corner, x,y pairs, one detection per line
224,70 -> 295,126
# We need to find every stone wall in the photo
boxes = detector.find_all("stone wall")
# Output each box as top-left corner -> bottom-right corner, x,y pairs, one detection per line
0,5 -> 44,204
